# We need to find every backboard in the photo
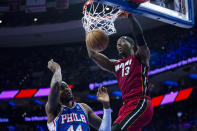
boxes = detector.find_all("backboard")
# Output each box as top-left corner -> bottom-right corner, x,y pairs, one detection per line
93,0 -> 195,28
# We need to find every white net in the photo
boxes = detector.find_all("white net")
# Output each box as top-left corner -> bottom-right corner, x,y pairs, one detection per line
82,0 -> 123,36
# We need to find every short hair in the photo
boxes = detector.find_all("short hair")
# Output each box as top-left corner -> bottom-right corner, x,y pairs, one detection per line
61,81 -> 68,88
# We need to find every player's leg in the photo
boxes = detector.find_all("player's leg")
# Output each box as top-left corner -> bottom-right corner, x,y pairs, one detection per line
127,99 -> 153,130
112,98 -> 153,131
112,123 -> 141,131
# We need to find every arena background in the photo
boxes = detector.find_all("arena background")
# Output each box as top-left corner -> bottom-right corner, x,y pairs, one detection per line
0,0 -> 197,131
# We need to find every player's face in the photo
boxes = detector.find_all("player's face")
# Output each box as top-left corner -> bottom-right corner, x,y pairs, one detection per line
117,38 -> 132,57
59,82 -> 73,104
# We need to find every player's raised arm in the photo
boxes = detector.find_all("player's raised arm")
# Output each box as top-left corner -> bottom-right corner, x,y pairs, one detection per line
45,59 -> 62,115
81,86 -> 111,131
126,14 -> 146,46
127,13 -> 150,65
86,36 -> 116,73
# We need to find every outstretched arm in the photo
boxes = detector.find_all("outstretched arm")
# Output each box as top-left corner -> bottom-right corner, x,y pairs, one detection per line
86,41 -> 116,73
128,14 -> 146,46
127,14 -> 150,65
81,87 -> 111,130
45,59 -> 62,115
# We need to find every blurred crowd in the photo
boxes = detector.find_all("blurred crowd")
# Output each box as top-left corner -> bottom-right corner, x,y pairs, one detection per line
150,0 -> 186,14
147,26 -> 197,70
144,100 -> 197,131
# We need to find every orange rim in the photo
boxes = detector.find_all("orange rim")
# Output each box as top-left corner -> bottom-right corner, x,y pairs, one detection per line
83,0 -> 95,13
83,0 -> 125,19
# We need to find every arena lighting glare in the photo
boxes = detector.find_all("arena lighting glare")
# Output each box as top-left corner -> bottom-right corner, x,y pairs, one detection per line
163,80 -> 178,87
0,90 -> 19,99
86,95 -> 98,101
15,89 -> 38,98
112,91 -> 122,97
7,125 -> 15,130
34,88 -> 50,97
0,85 -> 74,100
175,88 -> 193,102
105,7 -> 110,10
34,85 -> 73,97
151,95 -> 164,107
34,18 -> 38,22
0,118 -> 9,123
177,112 -> 183,118
0,20 -> 2,24
189,73 -> 197,79
89,80 -> 118,90
149,56 -> 197,75
151,87 -> 193,107
160,91 -> 178,105
94,109 -> 113,115
8,101 -> 16,107
25,116 -> 48,121
34,100 -> 44,106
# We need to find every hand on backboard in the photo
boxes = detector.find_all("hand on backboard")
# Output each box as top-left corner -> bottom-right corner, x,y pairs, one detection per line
119,11 -> 130,18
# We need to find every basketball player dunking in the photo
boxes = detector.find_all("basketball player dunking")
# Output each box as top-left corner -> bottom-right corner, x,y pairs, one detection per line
86,14 -> 153,131
46,59 -> 111,131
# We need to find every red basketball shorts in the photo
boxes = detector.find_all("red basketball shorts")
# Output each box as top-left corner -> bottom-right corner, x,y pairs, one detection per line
112,98 -> 153,131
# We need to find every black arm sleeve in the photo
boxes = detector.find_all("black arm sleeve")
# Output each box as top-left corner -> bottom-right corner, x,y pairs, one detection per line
128,14 -> 147,46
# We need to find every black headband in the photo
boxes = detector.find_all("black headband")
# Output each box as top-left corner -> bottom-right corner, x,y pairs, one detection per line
120,36 -> 135,45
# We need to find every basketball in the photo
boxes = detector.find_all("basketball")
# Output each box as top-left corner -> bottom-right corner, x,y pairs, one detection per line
86,29 -> 109,52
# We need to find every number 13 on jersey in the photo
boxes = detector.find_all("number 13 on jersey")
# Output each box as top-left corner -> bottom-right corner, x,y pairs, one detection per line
115,59 -> 132,77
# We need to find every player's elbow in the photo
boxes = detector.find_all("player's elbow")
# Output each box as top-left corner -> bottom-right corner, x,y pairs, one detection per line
45,102 -> 58,114
88,52 -> 93,58
50,81 -> 61,89
88,50 -> 96,59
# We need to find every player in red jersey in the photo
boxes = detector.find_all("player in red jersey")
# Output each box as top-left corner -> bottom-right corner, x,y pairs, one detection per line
85,13 -> 153,131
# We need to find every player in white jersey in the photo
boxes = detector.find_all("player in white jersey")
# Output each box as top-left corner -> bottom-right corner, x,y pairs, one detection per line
46,59 -> 111,131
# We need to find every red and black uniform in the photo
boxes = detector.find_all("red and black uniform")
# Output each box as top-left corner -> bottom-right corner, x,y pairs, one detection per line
112,55 -> 153,131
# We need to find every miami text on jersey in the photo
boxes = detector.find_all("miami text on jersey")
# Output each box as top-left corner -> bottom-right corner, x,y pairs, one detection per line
115,59 -> 132,77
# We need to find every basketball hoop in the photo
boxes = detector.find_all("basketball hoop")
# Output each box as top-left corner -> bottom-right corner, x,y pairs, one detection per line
82,0 -> 123,36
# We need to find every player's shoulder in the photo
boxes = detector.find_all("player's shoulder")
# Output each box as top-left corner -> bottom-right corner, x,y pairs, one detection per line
78,103 -> 89,109
45,103 -> 61,123
110,59 -> 118,63
112,58 -> 122,64
78,103 -> 92,113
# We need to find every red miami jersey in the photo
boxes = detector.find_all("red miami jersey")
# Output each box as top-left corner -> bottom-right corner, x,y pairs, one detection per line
114,55 -> 149,101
